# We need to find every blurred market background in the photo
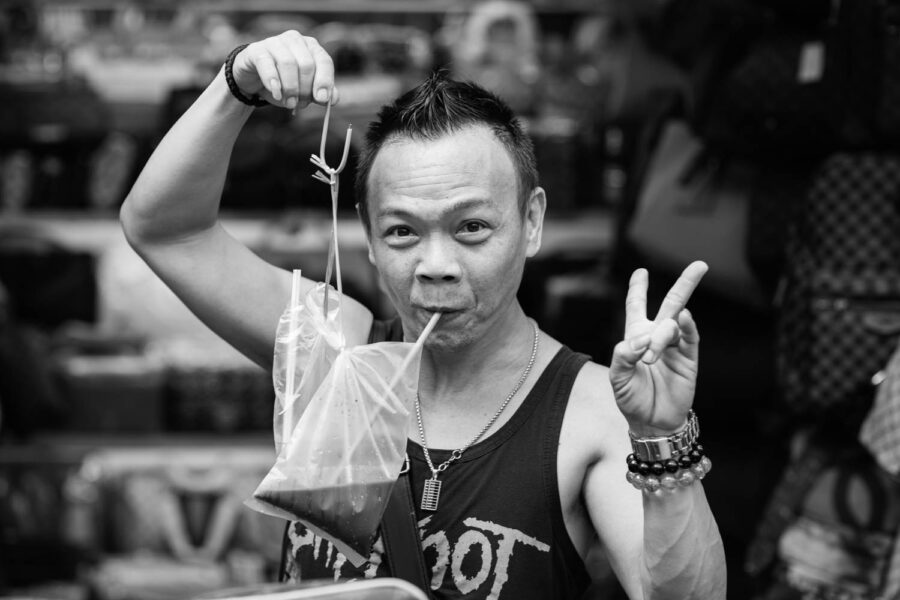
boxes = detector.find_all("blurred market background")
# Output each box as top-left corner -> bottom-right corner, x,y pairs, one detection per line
3,0 -> 900,599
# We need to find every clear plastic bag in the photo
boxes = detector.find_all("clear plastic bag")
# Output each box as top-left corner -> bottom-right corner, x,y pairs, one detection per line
247,305 -> 436,566
271,280 -> 342,452
246,99 -> 439,566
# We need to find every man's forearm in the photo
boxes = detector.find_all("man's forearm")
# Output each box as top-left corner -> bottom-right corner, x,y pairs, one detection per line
121,69 -> 254,244
641,484 -> 727,600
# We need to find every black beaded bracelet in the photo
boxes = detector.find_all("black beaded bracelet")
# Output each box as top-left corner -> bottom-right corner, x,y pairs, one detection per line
223,43 -> 268,107
627,443 -> 706,476
625,443 -> 711,493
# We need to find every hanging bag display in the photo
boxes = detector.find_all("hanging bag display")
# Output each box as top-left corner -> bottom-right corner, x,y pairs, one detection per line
775,153 -> 900,418
626,119 -> 767,307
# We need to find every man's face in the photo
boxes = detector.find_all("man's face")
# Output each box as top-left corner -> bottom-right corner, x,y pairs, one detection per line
365,125 -> 544,350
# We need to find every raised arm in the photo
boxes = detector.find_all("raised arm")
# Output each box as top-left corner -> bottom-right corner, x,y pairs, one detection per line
587,261 -> 726,599
120,31 -> 372,368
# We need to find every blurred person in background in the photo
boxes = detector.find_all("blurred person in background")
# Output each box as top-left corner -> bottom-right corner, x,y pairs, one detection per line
119,29 -> 725,600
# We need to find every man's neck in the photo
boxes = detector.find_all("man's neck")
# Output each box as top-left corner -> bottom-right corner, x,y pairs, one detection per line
418,305 -> 535,410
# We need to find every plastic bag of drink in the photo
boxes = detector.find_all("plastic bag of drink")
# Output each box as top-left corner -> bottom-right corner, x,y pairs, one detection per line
247,98 -> 440,566
247,307 -> 437,566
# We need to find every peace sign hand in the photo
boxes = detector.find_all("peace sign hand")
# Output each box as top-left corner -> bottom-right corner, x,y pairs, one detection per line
609,261 -> 708,437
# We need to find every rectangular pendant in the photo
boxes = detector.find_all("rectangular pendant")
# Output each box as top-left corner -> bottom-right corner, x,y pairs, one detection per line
421,477 -> 442,512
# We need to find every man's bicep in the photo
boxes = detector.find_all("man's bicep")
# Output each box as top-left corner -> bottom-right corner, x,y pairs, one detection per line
135,224 -> 373,368
583,450 -> 645,600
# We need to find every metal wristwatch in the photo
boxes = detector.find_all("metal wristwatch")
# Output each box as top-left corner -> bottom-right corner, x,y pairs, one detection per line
629,410 -> 700,462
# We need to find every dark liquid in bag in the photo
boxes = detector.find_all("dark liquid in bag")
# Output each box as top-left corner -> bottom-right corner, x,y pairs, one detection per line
256,479 -> 395,557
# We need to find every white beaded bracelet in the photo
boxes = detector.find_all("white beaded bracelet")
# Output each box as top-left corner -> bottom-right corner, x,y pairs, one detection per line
626,456 -> 712,493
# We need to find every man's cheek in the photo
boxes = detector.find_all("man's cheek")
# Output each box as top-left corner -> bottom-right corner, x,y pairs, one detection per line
379,271 -> 412,305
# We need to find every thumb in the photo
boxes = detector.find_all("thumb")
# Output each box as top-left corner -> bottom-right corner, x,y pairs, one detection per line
609,332 -> 651,391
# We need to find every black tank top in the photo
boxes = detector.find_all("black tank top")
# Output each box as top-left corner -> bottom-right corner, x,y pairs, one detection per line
281,319 -> 592,599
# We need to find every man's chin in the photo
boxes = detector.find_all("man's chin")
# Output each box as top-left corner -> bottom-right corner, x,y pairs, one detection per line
411,313 -> 472,348
422,328 -> 471,353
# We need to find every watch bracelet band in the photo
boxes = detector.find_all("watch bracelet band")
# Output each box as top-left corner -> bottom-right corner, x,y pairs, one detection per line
223,43 -> 268,107
629,410 -> 699,462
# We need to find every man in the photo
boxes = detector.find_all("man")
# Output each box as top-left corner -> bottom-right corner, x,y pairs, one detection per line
121,31 -> 725,599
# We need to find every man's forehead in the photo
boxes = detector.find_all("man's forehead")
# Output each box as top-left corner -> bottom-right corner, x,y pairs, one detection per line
376,125 -> 511,166
370,127 -> 515,186
372,196 -> 497,220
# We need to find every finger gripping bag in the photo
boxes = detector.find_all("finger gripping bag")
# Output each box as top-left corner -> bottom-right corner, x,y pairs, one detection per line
246,304 -> 429,566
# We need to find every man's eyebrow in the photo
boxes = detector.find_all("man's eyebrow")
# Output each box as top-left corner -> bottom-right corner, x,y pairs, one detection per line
374,198 -> 493,219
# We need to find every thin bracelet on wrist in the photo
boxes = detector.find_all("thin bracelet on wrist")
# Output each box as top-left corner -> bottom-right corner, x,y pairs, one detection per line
223,43 -> 268,107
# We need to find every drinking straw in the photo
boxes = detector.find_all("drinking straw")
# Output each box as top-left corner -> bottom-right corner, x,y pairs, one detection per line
386,312 -> 442,393
283,269 -> 303,446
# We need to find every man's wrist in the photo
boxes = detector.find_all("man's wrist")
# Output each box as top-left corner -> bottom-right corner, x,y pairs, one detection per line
223,44 -> 268,107
628,410 -> 699,462
627,421 -> 687,438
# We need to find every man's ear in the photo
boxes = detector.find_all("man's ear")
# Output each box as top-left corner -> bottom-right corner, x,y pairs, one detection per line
356,202 -> 376,265
525,187 -> 546,258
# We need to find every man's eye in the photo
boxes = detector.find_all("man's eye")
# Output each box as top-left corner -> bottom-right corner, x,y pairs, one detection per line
384,226 -> 418,246
460,221 -> 487,234
388,226 -> 412,237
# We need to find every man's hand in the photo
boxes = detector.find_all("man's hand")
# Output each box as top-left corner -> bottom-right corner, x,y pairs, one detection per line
231,31 -> 337,111
609,261 -> 708,437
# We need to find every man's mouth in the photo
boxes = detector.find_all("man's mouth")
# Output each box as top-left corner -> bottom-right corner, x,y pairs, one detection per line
414,304 -> 463,315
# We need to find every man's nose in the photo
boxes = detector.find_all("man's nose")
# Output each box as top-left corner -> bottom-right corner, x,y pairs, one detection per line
414,238 -> 462,283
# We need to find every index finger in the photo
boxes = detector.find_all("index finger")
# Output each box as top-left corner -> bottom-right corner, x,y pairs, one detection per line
624,268 -> 648,332
654,260 -> 708,323
303,36 -> 336,105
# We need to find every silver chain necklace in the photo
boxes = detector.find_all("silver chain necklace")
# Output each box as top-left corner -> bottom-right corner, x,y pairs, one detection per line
415,320 -> 539,512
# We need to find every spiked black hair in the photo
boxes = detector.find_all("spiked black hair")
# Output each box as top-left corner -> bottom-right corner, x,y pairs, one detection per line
354,70 -> 539,231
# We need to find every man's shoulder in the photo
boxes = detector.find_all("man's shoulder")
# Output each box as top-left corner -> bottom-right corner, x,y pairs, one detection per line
569,360 -> 618,417
535,334 -> 611,409
562,356 -> 627,456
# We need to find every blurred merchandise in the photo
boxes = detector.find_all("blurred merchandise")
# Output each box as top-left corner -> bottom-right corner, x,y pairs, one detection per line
442,0 -> 541,114
159,338 -> 272,433
312,21 -> 433,77
0,281 -> 66,440
64,10 -> 212,112
529,116 -> 582,212
55,352 -> 166,433
627,119 -> 768,307
62,445 -> 282,600
0,78 -> 109,147
776,154 -> 900,420
0,76 -> 110,209
529,16 -> 610,211
0,224 -> 97,328
600,125 -> 627,208
162,85 -> 295,211
87,132 -> 140,211
0,449 -> 85,588
747,428 -> 900,600
860,339 -> 900,477
0,150 -> 33,212
519,249 -> 617,363
660,0 -> 900,159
